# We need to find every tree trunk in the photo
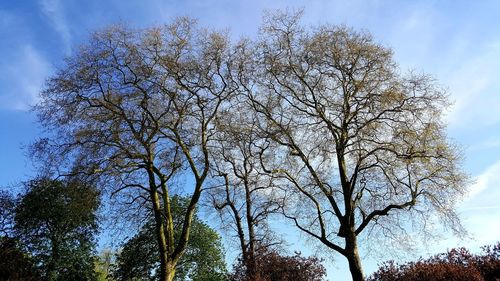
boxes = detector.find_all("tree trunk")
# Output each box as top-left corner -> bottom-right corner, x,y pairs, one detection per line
152,198 -> 172,281
345,233 -> 365,281
163,262 -> 176,281
158,260 -> 177,281
146,160 -> 175,281
244,179 -> 257,279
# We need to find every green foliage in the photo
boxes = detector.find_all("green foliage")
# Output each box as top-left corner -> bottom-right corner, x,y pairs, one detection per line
176,219 -> 227,281
114,196 -> 227,281
0,190 -> 16,236
14,178 -> 100,281
95,249 -> 116,281
0,236 -> 40,281
113,223 -> 158,281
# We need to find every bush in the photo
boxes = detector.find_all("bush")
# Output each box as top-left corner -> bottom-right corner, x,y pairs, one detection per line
368,242 -> 500,281
230,248 -> 326,281
476,243 -> 500,281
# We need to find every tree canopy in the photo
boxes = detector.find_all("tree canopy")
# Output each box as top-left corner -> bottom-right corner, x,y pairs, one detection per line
14,178 -> 100,281
30,11 -> 469,281
368,243 -> 500,281
0,190 -> 16,237
244,11 -> 467,280
0,236 -> 41,281
113,196 -> 227,281
33,19 -> 237,281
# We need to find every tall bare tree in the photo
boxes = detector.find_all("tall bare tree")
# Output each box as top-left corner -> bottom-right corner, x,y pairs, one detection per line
210,101 -> 282,279
33,19 -> 237,281
32,11 -> 468,281
205,38 -> 286,279
249,11 -> 468,281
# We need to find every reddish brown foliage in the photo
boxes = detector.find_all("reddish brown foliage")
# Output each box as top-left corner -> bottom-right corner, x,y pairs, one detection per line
476,243 -> 500,281
231,248 -> 327,281
368,242 -> 500,281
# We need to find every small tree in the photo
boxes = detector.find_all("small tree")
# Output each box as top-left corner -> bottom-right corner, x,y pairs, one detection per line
14,178 -> 99,281
95,249 -> 116,281
476,243 -> 500,281
113,196 -> 227,281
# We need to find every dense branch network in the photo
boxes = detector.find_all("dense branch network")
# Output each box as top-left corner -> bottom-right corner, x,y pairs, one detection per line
31,12 -> 468,281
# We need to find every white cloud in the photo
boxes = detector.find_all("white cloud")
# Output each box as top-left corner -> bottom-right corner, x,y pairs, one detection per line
456,205 -> 500,250
444,42 -> 500,129
432,208 -> 500,256
39,0 -> 71,54
469,137 -> 500,151
427,159 -> 500,254
0,45 -> 52,110
400,6 -> 434,32
464,160 -> 500,201
456,160 -> 500,248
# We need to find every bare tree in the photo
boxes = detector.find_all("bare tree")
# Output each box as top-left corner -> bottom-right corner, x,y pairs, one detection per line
31,11 -> 469,281
248,11 -> 468,281
209,100 -> 283,279
33,19 -> 237,281
204,38 -> 287,279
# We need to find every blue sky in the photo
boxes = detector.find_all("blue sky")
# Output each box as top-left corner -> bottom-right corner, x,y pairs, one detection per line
1,0 -> 500,279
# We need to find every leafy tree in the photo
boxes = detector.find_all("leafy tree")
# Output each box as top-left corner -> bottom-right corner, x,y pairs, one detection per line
0,236 -> 41,281
114,196 -> 227,281
14,178 -> 99,281
33,19 -> 237,281
230,247 -> 326,281
0,190 -> 16,237
95,249 -> 116,281
246,11 -> 468,280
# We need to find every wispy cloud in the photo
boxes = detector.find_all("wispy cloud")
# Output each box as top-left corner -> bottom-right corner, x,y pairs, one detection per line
444,41 -> 500,129
459,206 -> 500,249
435,206 -> 500,253
469,137 -> 500,151
465,160 -> 500,200
460,205 -> 500,211
0,45 -> 51,110
39,0 -> 71,54
433,159 -> 500,253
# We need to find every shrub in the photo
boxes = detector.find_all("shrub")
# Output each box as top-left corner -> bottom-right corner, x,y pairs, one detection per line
368,243 -> 500,281
230,248 -> 326,281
